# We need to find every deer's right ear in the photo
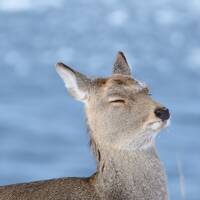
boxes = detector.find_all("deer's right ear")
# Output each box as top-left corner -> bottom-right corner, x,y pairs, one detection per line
55,62 -> 91,103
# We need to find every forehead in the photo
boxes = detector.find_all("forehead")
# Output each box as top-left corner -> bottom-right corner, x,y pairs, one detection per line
93,75 -> 148,93
106,75 -> 135,86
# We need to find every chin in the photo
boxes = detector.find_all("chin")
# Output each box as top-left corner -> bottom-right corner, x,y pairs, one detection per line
146,119 -> 170,134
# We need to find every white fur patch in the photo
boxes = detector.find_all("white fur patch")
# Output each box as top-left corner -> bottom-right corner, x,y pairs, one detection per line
56,65 -> 87,102
137,80 -> 147,88
64,76 -> 87,102
151,121 -> 162,130
135,79 -> 148,92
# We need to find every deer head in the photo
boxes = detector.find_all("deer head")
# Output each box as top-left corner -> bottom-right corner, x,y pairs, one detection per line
56,52 -> 170,150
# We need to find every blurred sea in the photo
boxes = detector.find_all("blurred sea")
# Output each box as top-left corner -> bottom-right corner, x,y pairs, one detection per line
0,0 -> 200,199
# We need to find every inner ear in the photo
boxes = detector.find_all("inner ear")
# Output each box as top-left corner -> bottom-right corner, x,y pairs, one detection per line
112,51 -> 132,76
56,62 -> 91,102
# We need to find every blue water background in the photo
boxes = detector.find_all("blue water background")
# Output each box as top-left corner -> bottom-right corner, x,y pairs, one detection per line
0,0 -> 200,199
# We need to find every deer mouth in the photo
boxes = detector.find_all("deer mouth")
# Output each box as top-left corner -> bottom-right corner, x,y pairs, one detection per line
147,119 -> 170,132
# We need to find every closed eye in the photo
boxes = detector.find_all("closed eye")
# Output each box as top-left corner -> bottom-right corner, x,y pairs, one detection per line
108,96 -> 126,104
110,99 -> 125,104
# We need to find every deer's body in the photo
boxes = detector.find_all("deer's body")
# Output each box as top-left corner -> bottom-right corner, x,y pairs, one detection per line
0,147 -> 167,200
0,52 -> 170,200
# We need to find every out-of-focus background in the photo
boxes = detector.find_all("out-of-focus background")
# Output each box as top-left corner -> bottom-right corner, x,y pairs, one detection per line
0,0 -> 199,199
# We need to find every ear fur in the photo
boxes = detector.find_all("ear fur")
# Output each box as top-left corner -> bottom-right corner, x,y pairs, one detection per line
56,62 -> 91,102
112,51 -> 132,76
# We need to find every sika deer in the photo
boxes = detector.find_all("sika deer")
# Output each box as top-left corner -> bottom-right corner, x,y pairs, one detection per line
0,52 -> 170,200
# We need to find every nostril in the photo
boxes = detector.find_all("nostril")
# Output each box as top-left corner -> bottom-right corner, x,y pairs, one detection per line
154,107 -> 170,121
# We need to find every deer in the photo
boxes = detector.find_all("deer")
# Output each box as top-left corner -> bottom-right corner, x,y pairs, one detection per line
0,52 -> 170,200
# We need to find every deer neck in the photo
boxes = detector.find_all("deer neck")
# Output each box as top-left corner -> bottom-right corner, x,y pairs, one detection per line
92,141 -> 168,200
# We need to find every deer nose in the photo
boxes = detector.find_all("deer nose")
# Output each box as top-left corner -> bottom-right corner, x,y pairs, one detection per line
154,107 -> 170,121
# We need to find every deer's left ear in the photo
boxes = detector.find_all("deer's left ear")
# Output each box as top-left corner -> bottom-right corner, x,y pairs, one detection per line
112,51 -> 132,76
56,62 -> 91,103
